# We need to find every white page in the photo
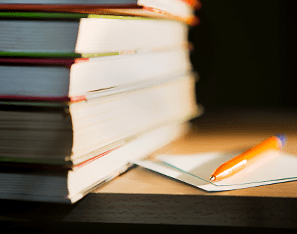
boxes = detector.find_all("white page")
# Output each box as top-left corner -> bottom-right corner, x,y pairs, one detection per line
132,150 -> 297,191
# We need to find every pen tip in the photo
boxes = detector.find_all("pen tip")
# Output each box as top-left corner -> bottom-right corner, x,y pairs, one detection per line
210,175 -> 216,181
275,134 -> 287,147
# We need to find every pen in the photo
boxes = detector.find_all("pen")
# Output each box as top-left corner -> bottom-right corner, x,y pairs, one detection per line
210,134 -> 287,181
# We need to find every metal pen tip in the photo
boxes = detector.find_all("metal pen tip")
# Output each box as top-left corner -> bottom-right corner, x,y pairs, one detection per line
210,175 -> 216,181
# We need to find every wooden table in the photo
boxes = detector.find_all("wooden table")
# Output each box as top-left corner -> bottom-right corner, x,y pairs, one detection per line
1,108 -> 297,233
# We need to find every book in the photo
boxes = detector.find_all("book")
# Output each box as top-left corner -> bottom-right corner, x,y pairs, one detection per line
0,122 -> 190,203
0,12 -> 189,57
0,48 -> 191,101
0,0 -> 201,205
0,0 -> 201,25
0,75 -> 199,166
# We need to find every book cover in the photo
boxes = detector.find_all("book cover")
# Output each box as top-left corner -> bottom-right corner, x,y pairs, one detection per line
0,12 -> 189,57
0,75 -> 198,163
0,57 -> 87,102
0,0 -> 201,25
0,123 -> 190,203
0,48 -> 192,101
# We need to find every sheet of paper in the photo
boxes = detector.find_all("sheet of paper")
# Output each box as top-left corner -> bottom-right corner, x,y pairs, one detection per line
132,150 -> 297,191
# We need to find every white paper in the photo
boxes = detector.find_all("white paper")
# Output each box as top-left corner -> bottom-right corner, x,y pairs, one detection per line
132,150 -> 297,191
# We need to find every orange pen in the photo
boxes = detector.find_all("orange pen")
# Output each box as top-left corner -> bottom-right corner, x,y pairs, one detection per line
210,134 -> 287,181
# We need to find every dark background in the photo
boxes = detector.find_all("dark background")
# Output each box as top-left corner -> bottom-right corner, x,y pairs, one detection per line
189,0 -> 297,111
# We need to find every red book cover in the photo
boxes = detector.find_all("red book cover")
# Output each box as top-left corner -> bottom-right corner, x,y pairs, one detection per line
0,57 -> 76,68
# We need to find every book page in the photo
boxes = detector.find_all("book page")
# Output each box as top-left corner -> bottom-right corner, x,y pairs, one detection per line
133,150 -> 297,191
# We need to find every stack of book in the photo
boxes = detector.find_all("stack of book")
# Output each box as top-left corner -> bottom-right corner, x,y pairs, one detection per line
0,0 -> 201,203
